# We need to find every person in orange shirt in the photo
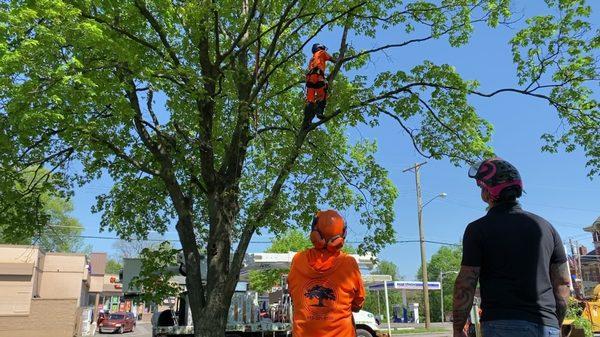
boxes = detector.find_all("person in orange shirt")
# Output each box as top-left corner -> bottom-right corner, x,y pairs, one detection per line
306,43 -> 336,119
288,210 -> 366,337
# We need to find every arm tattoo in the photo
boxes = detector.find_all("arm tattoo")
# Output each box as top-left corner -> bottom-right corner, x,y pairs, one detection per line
550,262 -> 571,326
452,266 -> 480,333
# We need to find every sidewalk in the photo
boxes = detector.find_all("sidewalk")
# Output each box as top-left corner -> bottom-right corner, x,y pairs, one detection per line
380,322 -> 452,337
391,333 -> 450,337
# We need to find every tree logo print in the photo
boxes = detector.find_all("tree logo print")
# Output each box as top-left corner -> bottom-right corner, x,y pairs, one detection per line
304,284 -> 336,307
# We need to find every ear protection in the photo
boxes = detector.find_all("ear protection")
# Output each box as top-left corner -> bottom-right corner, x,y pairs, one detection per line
310,210 -> 347,252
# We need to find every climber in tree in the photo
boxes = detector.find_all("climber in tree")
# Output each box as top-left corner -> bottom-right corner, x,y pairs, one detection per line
306,43 -> 335,119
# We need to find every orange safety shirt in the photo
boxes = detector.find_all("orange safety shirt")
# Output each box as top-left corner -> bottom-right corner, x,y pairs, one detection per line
288,248 -> 366,337
308,50 -> 334,74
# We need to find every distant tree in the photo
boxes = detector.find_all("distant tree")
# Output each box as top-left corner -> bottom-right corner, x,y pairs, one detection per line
106,259 -> 123,274
374,260 -> 399,280
304,285 -> 336,307
112,238 -> 158,259
363,259 -> 404,320
417,245 -> 462,322
0,169 -> 88,253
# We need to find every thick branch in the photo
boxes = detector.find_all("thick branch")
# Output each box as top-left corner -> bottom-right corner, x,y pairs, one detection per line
125,79 -> 206,305
327,19 -> 350,83
228,105 -> 315,283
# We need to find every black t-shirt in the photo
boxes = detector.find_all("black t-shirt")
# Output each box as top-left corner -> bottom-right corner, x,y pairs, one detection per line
461,202 -> 567,328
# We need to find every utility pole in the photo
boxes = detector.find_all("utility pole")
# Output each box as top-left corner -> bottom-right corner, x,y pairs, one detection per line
440,271 -> 444,323
568,239 -> 577,295
403,162 -> 431,329
576,240 -> 585,298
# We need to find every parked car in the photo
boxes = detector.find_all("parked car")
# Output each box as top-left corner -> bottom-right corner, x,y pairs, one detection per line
99,312 -> 136,334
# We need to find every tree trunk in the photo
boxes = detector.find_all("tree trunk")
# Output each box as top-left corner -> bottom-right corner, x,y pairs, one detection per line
187,194 -> 241,337
193,302 -> 230,337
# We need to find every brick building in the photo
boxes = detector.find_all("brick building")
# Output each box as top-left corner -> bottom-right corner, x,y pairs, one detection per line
0,245 -> 122,337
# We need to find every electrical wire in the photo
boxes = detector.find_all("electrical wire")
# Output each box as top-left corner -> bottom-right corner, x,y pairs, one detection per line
59,234 -> 461,247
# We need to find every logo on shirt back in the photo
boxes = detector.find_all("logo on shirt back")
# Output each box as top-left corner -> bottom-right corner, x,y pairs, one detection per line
305,284 -> 336,307
302,279 -> 338,320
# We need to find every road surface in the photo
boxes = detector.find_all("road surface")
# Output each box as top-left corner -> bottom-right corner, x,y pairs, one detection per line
120,322 -> 457,337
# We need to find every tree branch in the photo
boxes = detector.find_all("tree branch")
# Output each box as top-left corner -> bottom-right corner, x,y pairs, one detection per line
228,105 -> 315,284
80,12 -> 165,59
87,134 -> 160,176
377,107 -> 432,159
133,0 -> 181,67
217,0 -> 259,64
341,13 -> 491,64
124,78 -> 206,306
251,2 -> 367,101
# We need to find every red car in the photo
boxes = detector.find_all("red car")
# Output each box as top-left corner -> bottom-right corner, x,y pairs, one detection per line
99,312 -> 136,334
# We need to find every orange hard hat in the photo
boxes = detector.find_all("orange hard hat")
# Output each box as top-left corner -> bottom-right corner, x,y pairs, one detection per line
310,210 -> 347,252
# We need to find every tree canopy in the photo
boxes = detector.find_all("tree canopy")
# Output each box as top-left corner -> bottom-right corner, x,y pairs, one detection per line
1,0 -> 597,335
374,260 -> 400,280
106,258 -> 123,274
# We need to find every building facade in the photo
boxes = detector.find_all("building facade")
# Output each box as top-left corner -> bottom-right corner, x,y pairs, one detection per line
0,246 -> 123,337
0,245 -> 88,337
578,217 -> 600,296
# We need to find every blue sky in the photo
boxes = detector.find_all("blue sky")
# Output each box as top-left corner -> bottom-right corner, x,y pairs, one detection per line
70,1 -> 599,279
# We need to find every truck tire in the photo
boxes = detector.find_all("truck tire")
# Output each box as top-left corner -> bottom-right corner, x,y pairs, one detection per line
356,328 -> 373,337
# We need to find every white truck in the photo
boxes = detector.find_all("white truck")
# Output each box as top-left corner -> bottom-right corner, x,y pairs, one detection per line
151,290 -> 383,337
151,253 -> 387,337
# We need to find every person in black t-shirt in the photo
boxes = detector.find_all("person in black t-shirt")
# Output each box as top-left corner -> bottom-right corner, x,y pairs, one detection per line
452,158 -> 571,337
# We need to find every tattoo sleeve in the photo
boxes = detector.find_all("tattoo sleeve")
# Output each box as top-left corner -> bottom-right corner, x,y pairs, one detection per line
452,266 -> 480,333
550,262 -> 571,326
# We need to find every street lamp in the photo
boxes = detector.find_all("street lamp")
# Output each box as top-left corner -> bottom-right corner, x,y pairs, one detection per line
439,270 -> 459,323
423,192 -> 447,208
417,192 -> 447,329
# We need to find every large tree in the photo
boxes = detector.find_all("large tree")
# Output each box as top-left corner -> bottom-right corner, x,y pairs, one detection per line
1,0 -> 597,336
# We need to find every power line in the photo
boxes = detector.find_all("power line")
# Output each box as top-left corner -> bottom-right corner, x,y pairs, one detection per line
65,234 -> 461,247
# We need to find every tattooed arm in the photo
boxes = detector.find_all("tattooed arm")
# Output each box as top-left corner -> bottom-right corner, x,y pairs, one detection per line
452,266 -> 480,337
550,261 -> 571,327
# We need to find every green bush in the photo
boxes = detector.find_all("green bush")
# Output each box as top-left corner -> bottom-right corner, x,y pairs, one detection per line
572,316 -> 593,337
566,298 -> 593,337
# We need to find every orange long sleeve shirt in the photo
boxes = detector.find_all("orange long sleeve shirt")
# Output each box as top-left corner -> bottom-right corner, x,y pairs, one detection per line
288,248 -> 366,337
308,50 -> 334,74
